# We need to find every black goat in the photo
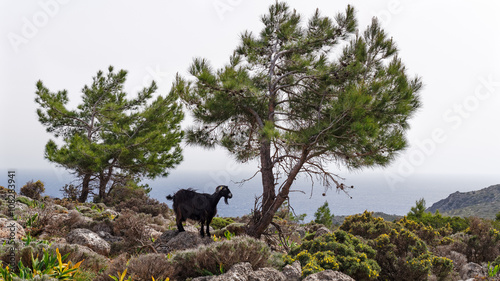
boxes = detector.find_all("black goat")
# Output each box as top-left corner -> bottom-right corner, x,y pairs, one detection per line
166,185 -> 232,237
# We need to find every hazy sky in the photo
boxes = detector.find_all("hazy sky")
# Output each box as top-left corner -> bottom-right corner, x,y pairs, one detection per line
1,1 -> 500,190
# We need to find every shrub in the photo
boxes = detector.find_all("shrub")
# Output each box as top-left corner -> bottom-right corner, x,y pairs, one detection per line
104,185 -> 169,217
60,184 -> 80,201
372,228 -> 453,281
314,201 -> 334,228
20,180 -> 45,200
340,211 -> 395,239
396,216 -> 446,245
285,230 -> 380,280
464,217 -> 500,263
112,210 -> 152,254
211,217 -> 234,230
123,253 -> 174,281
407,199 -> 468,233
172,236 -> 270,279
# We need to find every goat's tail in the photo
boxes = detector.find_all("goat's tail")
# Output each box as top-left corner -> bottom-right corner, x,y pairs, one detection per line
166,194 -> 174,201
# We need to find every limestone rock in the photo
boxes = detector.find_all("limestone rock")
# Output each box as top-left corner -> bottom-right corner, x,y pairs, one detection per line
460,262 -> 486,280
66,228 -> 111,256
192,262 -> 292,281
154,230 -> 212,254
303,270 -> 355,281
0,218 -> 25,239
248,267 -> 286,280
314,226 -> 331,238
282,260 -> 301,281
295,226 -> 306,238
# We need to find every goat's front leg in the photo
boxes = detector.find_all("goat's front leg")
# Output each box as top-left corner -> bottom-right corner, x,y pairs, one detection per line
200,221 -> 205,237
206,217 -> 212,237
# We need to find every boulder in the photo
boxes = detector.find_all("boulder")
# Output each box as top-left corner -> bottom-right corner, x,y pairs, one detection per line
0,218 -> 25,239
66,228 -> 111,256
295,226 -> 306,238
282,261 -> 301,281
303,270 -> 355,281
96,231 -> 123,243
460,262 -> 486,280
143,225 -> 163,240
248,267 -> 286,280
192,262 -> 287,281
314,226 -> 331,238
154,230 -> 212,254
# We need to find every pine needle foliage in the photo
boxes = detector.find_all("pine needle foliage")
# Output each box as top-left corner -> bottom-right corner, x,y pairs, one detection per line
35,66 -> 184,202
172,2 -> 422,237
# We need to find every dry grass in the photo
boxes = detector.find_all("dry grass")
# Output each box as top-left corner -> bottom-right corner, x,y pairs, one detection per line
171,235 -> 271,279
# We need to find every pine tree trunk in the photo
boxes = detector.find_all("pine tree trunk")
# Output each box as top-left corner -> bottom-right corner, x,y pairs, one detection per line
246,148 -> 307,238
78,173 -> 91,203
97,166 -> 113,202
98,173 -> 110,202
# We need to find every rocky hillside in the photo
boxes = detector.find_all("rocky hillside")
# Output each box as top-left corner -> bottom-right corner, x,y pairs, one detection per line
427,184 -> 500,219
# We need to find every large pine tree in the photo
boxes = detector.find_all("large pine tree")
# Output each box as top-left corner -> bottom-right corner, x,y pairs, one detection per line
172,3 -> 422,237
36,66 -> 184,202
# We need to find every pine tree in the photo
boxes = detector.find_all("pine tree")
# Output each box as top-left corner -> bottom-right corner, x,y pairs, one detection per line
172,2 -> 422,237
35,66 -> 184,202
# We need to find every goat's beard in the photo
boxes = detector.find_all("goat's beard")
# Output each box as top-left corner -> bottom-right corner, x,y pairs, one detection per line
224,196 -> 229,205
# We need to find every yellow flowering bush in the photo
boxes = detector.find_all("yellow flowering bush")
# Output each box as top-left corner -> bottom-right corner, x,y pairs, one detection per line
284,230 -> 380,280
340,211 -> 395,239
373,228 -> 453,281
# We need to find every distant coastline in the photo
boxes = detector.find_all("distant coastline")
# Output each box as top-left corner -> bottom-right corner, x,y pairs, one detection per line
2,169 -> 499,221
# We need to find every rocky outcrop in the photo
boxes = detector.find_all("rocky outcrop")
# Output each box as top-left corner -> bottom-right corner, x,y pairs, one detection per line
0,218 -> 25,239
154,230 -> 212,254
192,262 -> 352,281
303,270 -> 355,281
192,262 -> 286,281
66,228 -> 111,256
314,226 -> 331,238
282,261 -> 301,281
459,262 -> 486,280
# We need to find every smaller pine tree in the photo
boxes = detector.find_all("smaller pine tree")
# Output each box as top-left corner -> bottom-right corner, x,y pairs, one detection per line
314,201 -> 334,228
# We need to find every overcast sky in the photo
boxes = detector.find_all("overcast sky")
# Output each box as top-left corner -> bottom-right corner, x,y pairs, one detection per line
1,0 -> 500,190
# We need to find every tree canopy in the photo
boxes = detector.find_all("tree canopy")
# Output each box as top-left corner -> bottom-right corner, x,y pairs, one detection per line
172,2 -> 422,237
35,66 -> 184,202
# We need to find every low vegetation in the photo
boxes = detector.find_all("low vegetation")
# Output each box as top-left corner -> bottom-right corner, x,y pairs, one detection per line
5,178 -> 500,281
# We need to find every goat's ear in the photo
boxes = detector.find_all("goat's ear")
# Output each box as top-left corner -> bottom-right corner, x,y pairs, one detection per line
216,185 -> 222,192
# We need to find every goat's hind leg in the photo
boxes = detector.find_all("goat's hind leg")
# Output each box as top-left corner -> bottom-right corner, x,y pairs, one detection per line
176,215 -> 185,232
200,221 -> 205,237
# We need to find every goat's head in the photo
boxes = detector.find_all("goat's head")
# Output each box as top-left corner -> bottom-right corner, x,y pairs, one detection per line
216,185 -> 232,204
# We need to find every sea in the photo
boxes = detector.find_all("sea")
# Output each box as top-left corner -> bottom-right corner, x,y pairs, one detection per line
2,169 -> 499,222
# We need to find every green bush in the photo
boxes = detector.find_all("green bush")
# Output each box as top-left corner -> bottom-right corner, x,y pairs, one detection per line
20,180 -> 45,200
407,199 -> 468,233
340,211 -> 395,239
104,185 -> 169,217
396,216 -> 447,245
285,230 -> 380,280
210,217 -> 234,230
464,217 -> 500,263
373,228 -> 453,281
